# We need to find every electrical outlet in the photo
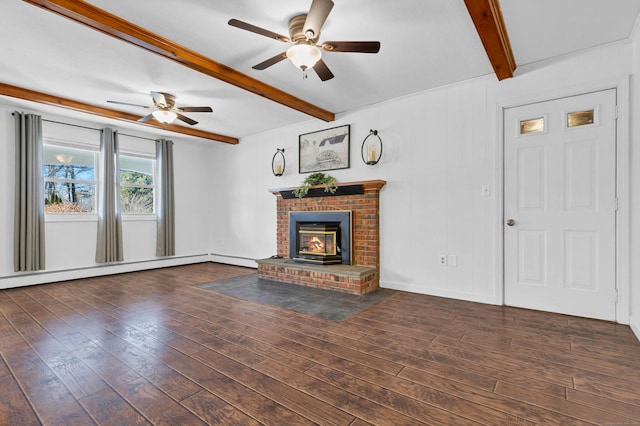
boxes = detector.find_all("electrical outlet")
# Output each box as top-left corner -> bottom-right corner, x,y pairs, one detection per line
438,255 -> 447,266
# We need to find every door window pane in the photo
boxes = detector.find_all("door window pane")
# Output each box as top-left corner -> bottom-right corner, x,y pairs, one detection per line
567,109 -> 595,128
520,117 -> 545,135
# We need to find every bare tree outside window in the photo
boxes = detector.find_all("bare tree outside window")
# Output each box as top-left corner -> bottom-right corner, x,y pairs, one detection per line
43,146 -> 155,215
43,145 -> 96,213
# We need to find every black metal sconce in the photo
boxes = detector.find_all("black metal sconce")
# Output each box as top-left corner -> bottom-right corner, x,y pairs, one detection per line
361,129 -> 383,165
272,148 -> 285,176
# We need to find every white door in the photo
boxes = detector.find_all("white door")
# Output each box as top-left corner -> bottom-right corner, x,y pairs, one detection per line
504,90 -> 617,321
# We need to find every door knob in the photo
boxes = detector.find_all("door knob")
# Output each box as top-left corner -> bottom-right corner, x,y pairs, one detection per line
506,219 -> 515,227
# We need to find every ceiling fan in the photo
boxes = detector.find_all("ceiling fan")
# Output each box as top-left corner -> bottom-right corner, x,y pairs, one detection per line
107,91 -> 213,125
228,0 -> 380,81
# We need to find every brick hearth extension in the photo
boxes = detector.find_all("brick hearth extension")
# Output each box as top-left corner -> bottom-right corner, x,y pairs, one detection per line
256,180 -> 386,295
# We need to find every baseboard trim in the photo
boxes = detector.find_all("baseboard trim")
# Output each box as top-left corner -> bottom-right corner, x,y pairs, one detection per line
0,254 -> 209,289
208,253 -> 258,269
381,280 -> 499,306
630,315 -> 640,343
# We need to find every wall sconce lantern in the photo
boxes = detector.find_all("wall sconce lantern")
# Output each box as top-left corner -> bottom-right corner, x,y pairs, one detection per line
272,148 -> 285,176
361,129 -> 383,165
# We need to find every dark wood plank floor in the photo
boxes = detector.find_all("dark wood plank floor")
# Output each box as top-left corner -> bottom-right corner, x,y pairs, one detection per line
1,263 -> 639,425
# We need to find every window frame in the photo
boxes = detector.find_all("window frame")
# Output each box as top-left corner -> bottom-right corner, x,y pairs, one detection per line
42,139 -> 99,219
119,151 -> 157,218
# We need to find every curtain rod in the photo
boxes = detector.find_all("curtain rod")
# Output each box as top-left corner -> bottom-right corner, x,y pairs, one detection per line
43,119 -> 157,142
12,113 -> 157,142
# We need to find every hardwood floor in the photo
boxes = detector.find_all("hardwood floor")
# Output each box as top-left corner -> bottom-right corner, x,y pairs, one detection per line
0,263 -> 639,425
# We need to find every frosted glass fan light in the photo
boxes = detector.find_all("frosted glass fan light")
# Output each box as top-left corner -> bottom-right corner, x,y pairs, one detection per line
152,110 -> 177,124
286,44 -> 322,71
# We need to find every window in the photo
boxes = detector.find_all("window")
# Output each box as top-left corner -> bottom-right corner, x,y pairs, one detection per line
567,109 -> 595,128
120,155 -> 155,214
519,117 -> 545,135
43,144 -> 97,213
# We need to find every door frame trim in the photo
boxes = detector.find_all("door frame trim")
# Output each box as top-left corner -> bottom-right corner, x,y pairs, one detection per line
496,77 -> 630,324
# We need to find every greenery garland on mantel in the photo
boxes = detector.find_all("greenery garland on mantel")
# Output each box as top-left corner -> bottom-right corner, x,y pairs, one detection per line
293,172 -> 338,198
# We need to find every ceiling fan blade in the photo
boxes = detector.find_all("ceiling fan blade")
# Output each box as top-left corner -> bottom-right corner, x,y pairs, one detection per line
228,18 -> 289,42
176,113 -> 198,126
313,59 -> 334,81
252,52 -> 288,70
150,91 -> 168,108
138,113 -> 154,123
107,100 -> 149,109
303,0 -> 334,40
178,106 -> 213,113
321,41 -> 381,53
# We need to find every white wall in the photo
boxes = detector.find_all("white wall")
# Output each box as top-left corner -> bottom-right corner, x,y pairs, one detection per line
208,129 -> 281,267
630,25 -> 640,340
209,79 -> 500,303
210,40 -> 636,317
0,106 -> 212,288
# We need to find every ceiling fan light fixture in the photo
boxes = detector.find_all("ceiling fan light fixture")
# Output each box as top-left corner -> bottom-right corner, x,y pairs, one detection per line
152,109 -> 177,124
286,44 -> 321,71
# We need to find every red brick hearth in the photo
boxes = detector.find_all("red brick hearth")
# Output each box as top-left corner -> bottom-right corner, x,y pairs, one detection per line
256,180 -> 386,295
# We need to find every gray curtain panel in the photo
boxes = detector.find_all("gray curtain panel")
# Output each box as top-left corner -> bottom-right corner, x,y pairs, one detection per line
13,112 -> 45,272
156,138 -> 175,257
96,128 -> 123,263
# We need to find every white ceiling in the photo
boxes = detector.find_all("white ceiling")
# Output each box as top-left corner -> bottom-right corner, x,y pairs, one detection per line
1,0 -> 640,142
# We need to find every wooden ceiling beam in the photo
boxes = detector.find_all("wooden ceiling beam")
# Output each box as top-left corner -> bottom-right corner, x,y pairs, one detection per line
464,0 -> 516,80
22,0 -> 335,122
0,82 -> 239,144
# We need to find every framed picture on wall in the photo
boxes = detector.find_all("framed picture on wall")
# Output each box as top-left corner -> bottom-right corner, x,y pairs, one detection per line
298,124 -> 350,173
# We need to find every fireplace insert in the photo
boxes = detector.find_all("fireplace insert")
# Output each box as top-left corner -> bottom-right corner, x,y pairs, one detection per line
289,211 -> 351,265
295,222 -> 342,264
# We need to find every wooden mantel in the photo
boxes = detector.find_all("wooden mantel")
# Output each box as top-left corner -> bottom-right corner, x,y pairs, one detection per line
269,179 -> 386,197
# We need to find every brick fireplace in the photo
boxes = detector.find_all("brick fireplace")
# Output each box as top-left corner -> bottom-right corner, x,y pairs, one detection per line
256,180 -> 386,295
